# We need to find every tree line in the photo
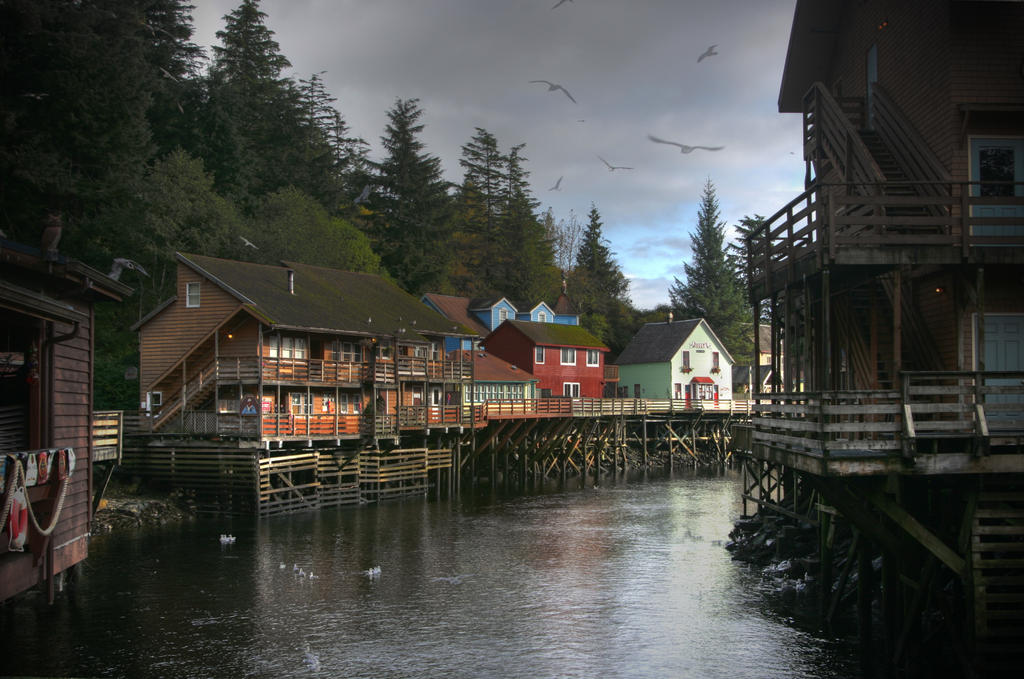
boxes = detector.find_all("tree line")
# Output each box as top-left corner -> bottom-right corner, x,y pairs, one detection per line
0,0 -> 758,408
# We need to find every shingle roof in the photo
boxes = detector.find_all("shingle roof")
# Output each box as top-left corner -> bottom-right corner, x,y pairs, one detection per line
489,319 -> 607,350
449,350 -> 537,383
614,319 -> 703,365
421,293 -> 488,336
178,253 -> 475,339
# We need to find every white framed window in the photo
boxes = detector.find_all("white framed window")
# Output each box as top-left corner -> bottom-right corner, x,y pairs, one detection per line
331,341 -> 358,362
338,393 -> 350,413
560,347 -> 576,365
185,282 -> 200,308
563,382 -> 580,397
535,346 -> 545,364
498,308 -> 509,323
280,337 -> 307,359
586,349 -> 600,366
289,392 -> 311,415
431,341 -> 441,360
149,391 -> 163,407
538,311 -> 547,322
268,335 -> 279,358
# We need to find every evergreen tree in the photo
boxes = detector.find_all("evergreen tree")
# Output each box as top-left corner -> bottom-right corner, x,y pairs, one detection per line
498,144 -> 558,302
451,127 -> 507,295
369,98 -> 452,293
203,0 -> 305,209
668,179 -> 750,361
570,204 -> 631,353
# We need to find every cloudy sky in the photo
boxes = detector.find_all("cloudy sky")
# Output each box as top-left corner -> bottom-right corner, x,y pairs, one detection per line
191,0 -> 805,309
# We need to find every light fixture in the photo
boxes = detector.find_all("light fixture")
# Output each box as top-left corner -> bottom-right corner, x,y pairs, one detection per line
227,333 -> 234,339
934,287 -> 944,294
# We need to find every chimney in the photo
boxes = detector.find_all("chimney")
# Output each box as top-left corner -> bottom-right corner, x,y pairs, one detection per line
287,269 -> 295,294
668,310 -> 673,323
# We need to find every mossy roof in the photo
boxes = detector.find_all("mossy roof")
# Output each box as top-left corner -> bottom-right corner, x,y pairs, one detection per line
178,253 -> 475,340
489,319 -> 608,350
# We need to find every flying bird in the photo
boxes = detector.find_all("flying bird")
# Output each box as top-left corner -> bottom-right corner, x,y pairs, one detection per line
108,257 -> 149,281
598,155 -> 633,171
697,44 -> 718,62
354,185 -> 372,205
647,134 -> 724,154
552,0 -> 573,8
549,176 -> 563,191
240,236 -> 258,249
529,80 -> 577,104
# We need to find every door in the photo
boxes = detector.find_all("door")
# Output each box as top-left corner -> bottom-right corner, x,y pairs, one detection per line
970,138 -> 1024,238
978,314 -> 1024,426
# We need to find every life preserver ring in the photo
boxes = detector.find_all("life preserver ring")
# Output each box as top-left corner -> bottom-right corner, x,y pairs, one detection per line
6,486 -> 27,552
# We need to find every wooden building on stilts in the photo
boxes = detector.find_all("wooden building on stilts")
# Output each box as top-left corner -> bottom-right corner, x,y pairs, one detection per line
737,1 -> 1024,676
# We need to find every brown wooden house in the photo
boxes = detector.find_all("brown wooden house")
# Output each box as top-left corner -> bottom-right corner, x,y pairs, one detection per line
743,1 -> 1024,674
135,254 -> 478,442
1,237 -> 130,602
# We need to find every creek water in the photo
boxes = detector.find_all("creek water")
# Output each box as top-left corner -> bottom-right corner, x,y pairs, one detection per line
1,468 -> 858,678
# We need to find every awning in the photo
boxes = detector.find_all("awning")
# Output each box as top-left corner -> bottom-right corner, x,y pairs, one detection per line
690,376 -> 714,384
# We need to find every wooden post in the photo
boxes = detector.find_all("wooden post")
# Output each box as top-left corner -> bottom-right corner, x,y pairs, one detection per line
753,297 -> 762,396
893,269 -> 902,380
642,415 -> 648,466
822,269 -> 832,391
976,266 -> 985,371
858,538 -> 875,678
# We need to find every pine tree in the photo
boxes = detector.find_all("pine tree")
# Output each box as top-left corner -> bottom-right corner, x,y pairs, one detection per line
369,98 -> 452,293
452,127 -> 507,295
570,204 -> 631,352
499,144 -> 557,302
204,0 -> 305,209
669,179 -> 751,361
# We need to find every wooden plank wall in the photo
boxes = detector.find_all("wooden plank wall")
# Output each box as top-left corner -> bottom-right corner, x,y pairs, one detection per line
120,445 -> 258,515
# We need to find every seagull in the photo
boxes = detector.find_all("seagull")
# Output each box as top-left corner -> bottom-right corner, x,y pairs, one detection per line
279,563 -> 286,569
240,236 -> 258,249
364,565 -> 382,578
529,80 -> 576,104
697,44 -> 718,62
549,176 -> 563,191
598,155 -> 633,171
647,134 -> 725,154
108,257 -> 149,281
354,185 -> 371,205
303,643 -> 321,672
552,0 -> 573,8
158,67 -> 178,83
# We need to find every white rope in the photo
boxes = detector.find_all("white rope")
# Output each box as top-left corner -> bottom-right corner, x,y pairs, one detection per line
0,453 -> 71,538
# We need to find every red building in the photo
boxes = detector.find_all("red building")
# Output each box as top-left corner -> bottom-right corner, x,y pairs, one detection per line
483,320 -> 608,398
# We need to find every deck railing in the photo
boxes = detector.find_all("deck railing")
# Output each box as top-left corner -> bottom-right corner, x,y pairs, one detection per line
749,371 -> 1024,459
747,180 -> 1024,295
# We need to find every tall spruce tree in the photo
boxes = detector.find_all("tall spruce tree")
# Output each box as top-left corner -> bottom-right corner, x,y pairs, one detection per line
451,128 -> 507,295
668,179 -> 750,361
204,0 -> 305,209
570,204 -> 632,353
369,98 -> 452,293
498,144 -> 557,302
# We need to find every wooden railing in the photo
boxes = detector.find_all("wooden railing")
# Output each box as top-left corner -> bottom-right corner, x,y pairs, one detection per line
92,410 -> 123,463
804,82 -> 884,188
870,84 -> 951,188
749,371 -> 1024,460
747,180 -> 1024,295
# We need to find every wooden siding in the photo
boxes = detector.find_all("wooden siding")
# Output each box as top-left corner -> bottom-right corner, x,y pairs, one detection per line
139,262 -> 242,390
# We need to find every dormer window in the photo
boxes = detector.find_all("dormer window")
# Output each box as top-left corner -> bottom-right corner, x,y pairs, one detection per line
538,311 -> 547,322
498,308 -> 509,323
185,282 -> 201,308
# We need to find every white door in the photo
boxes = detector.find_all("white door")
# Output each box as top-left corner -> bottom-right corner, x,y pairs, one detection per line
978,314 -> 1024,425
970,138 -> 1024,238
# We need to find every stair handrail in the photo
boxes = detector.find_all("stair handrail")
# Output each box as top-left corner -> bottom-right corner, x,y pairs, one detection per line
870,83 -> 951,190
152,357 -> 218,427
804,83 -> 886,191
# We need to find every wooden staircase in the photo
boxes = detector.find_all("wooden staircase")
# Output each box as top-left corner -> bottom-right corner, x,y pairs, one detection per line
971,476 -> 1024,677
152,360 -> 218,431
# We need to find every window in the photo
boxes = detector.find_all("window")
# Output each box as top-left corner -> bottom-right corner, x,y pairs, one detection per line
185,282 -> 200,308
682,351 -> 690,369
431,342 -> 441,360
712,351 -> 720,372
331,341 -> 358,362
538,311 -> 547,322
280,337 -> 307,360
498,308 -> 509,323
377,343 -> 392,360
586,349 -> 599,366
535,346 -> 545,364
563,382 -> 580,397
150,391 -> 162,407
560,347 -> 576,365
290,393 -> 310,415
268,335 -> 278,358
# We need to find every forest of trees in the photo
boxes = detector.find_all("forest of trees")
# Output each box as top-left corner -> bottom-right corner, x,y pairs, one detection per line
0,0 -> 756,408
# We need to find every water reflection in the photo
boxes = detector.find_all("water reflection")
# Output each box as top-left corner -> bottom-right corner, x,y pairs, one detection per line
1,468 -> 857,678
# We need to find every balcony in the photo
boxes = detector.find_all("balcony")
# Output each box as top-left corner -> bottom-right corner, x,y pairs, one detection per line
747,181 -> 1024,300
747,371 -> 1024,476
